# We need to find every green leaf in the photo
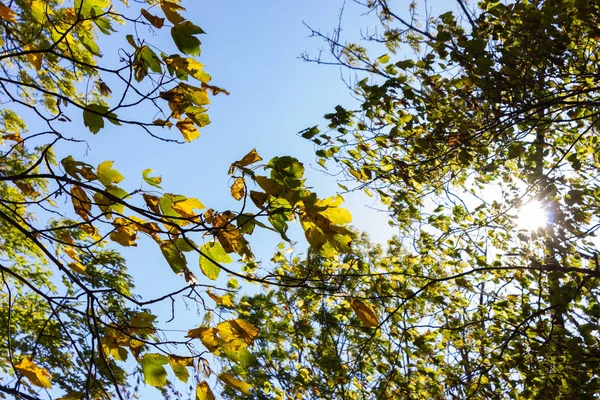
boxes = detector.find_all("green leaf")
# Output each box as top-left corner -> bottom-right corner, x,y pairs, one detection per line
83,104 -> 108,134
377,54 -> 390,64
141,353 -> 169,387
142,169 -> 162,188
139,46 -> 163,73
171,21 -> 204,56
97,161 -> 124,187
199,242 -> 232,280
160,241 -> 187,274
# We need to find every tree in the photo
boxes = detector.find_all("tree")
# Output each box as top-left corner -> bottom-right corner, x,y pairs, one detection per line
0,1 -> 354,399
228,0 -> 600,398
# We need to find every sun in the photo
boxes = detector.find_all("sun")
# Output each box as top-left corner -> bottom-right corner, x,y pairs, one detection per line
516,200 -> 549,231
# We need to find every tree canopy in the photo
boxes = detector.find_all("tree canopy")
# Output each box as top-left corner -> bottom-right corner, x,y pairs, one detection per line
0,1 -> 354,399
224,0 -> 600,399
3,0 -> 600,399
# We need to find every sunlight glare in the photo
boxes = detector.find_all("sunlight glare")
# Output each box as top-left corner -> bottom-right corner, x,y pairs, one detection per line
516,200 -> 549,231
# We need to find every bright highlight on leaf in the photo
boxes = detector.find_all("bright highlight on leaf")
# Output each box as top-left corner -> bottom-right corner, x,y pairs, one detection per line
196,381 -> 216,400
15,359 -> 52,388
219,373 -> 253,395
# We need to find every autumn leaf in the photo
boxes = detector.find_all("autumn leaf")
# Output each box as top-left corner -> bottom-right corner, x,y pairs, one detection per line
350,298 -> 379,328
169,355 -> 193,383
160,240 -> 187,273
176,118 -> 200,142
67,262 -> 87,275
25,46 -> 42,70
187,327 -> 219,353
230,177 -> 245,200
229,148 -> 263,174
110,219 -> 138,247
172,196 -> 205,219
207,290 -> 234,307
219,373 -> 252,395
171,21 -> 204,56
196,381 -> 216,400
141,8 -> 164,28
15,359 -> 52,388
0,3 -> 16,23
160,1 -> 185,24
71,186 -> 92,221
143,194 -> 161,214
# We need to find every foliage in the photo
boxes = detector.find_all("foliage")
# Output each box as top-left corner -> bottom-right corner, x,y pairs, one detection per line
228,0 -> 600,399
0,1 -> 354,399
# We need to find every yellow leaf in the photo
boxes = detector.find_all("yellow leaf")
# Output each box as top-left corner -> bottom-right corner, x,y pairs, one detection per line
64,247 -> 81,262
71,186 -> 92,221
207,290 -> 234,307
229,148 -> 263,174
219,373 -> 252,395
25,46 -> 42,70
169,355 -> 193,383
196,381 -> 216,400
172,197 -> 205,219
254,176 -> 281,196
15,358 -> 52,388
0,3 -> 16,23
230,177 -> 245,201
68,262 -> 87,275
216,319 -> 258,349
187,327 -> 219,353
129,216 -> 161,241
110,221 -> 138,247
160,0 -> 185,24
143,194 -> 161,214
350,298 -> 379,328
176,118 -> 200,142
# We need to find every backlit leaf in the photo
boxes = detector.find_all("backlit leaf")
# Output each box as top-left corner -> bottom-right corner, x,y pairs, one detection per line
160,241 -> 187,273
142,169 -> 162,188
230,177 -> 245,201
172,196 -> 205,219
141,353 -> 168,387
219,373 -> 252,395
187,327 -> 219,353
0,3 -> 16,23
229,148 -> 263,174
350,298 -> 379,328
97,161 -> 124,187
199,241 -> 231,280
196,381 -> 216,400
15,359 -> 52,388
71,186 -> 92,221
169,355 -> 193,383
207,290 -> 234,307
176,118 -> 200,142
